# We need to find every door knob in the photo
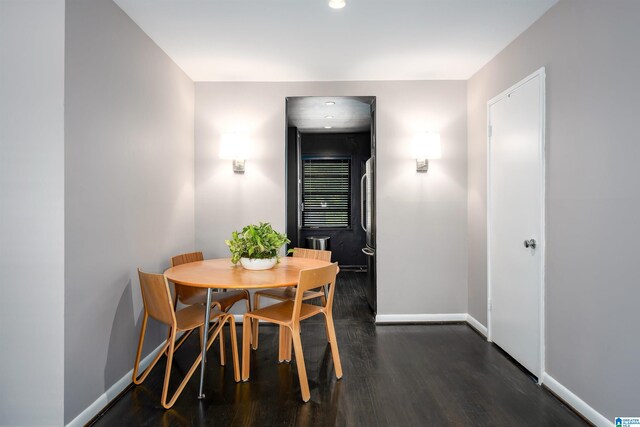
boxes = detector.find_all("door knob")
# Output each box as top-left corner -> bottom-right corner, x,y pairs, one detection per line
524,239 -> 537,249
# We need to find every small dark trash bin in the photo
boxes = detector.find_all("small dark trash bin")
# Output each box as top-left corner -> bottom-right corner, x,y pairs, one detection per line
306,236 -> 330,251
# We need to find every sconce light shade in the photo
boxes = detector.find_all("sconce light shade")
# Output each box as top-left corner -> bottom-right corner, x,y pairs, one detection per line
412,132 -> 441,172
219,133 -> 249,159
219,133 -> 249,173
412,132 -> 441,159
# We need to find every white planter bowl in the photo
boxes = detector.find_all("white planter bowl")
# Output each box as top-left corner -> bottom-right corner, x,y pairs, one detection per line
240,257 -> 277,271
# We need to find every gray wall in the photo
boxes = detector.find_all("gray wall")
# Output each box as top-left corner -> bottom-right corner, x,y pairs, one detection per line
64,0 -> 195,422
467,0 -> 640,418
0,1 -> 65,425
195,81 -> 468,316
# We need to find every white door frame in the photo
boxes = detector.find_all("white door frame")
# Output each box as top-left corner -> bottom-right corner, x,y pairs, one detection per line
486,67 -> 546,381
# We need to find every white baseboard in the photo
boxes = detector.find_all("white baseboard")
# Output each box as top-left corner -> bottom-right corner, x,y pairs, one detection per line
66,338 -> 170,427
542,373 -> 612,427
466,314 -> 488,337
375,313 -> 467,323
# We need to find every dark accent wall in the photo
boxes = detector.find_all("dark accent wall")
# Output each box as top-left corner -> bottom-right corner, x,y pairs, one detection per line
298,132 -> 371,267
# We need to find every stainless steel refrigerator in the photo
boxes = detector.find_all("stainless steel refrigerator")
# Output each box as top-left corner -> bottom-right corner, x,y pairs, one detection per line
361,158 -> 376,313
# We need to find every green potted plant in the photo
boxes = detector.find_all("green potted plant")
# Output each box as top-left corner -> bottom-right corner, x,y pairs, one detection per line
225,222 -> 291,270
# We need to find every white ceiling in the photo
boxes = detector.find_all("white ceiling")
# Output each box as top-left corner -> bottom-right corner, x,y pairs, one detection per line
113,0 -> 557,82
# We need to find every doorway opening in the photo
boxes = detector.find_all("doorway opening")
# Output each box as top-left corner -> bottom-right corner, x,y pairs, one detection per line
285,96 -> 377,316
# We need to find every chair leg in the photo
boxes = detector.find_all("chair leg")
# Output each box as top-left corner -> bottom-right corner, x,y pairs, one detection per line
132,313 -> 149,383
282,327 -> 292,362
133,314 -> 171,385
242,314 -> 252,381
278,325 -> 286,362
204,315 -> 227,351
219,326 -> 226,366
252,293 -> 260,350
290,326 -> 310,402
244,290 -> 251,311
160,328 -> 177,409
227,315 -> 240,382
244,297 -> 251,346
320,293 -> 330,341
324,313 -> 343,379
173,328 -> 194,352
165,293 -> 180,356
278,326 -> 284,361
138,320 -> 208,409
164,316 -> 230,409
162,324 -> 221,410
205,302 -> 222,362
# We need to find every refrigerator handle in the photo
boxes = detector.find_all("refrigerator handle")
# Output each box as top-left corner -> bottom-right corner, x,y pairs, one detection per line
362,247 -> 375,256
360,173 -> 367,232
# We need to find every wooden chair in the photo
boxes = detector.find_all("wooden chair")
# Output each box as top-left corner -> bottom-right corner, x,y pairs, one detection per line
242,263 -> 342,402
171,251 -> 251,364
132,269 -> 239,409
251,247 -> 331,350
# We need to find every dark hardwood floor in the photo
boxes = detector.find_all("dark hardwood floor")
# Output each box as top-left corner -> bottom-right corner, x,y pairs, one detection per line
92,272 -> 587,426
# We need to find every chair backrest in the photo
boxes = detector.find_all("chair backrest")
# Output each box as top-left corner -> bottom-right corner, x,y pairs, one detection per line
137,269 -> 176,326
171,251 -> 204,267
292,247 -> 331,262
170,252 -> 204,304
293,263 -> 339,321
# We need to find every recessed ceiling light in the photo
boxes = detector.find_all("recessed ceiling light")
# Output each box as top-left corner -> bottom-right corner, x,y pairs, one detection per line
328,0 -> 346,9
325,101 -> 335,106
324,126 -> 332,129
325,115 -> 334,119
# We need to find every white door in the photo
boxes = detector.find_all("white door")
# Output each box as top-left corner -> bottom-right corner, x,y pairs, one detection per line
488,69 -> 545,378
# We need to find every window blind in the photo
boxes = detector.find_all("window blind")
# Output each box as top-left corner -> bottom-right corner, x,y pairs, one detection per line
302,158 -> 351,228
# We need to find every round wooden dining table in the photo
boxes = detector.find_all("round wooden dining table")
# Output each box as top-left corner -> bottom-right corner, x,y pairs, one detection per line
164,256 -> 334,399
164,256 -> 332,290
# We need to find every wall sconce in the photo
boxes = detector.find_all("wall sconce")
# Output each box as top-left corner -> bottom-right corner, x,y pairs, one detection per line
219,133 -> 249,174
411,132 -> 441,172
